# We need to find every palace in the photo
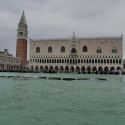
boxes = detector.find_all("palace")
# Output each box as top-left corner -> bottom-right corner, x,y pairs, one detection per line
17,11 -> 123,73
29,35 -> 123,73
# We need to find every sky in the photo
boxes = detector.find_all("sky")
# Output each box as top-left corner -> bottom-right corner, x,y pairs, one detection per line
0,0 -> 125,58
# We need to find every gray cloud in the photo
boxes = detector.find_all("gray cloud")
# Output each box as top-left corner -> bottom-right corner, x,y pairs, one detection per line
0,0 -> 125,57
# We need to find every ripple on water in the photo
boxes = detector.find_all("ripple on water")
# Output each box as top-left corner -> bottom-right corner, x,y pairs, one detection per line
0,73 -> 125,125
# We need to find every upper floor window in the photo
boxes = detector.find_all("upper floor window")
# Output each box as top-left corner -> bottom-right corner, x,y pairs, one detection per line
48,47 -> 52,53
97,47 -> 102,53
61,46 -> 65,53
112,47 -> 117,53
71,48 -> 76,53
83,46 -> 88,52
36,47 -> 40,53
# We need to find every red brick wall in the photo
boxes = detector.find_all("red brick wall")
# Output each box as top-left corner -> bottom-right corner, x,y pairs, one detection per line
16,39 -> 27,65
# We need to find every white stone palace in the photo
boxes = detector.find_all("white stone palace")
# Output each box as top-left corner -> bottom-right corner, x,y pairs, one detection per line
29,34 -> 123,73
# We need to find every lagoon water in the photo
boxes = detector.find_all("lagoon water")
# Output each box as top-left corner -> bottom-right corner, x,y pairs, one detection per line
0,72 -> 125,125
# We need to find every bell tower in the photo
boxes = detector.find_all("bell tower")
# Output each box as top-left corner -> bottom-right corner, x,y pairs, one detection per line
16,11 -> 28,66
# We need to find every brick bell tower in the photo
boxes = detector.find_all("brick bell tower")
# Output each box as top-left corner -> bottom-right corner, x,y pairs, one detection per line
16,11 -> 28,66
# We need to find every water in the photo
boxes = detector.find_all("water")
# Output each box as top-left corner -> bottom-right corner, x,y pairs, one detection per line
0,72 -> 125,125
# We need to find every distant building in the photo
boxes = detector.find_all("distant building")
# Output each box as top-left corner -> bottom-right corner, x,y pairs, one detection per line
0,49 -> 20,71
16,11 -> 28,66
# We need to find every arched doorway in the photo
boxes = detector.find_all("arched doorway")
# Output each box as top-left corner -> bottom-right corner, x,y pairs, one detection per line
55,66 -> 58,72
92,67 -> 97,73
49,66 -> 54,72
40,66 -> 44,72
98,67 -> 103,74
76,66 -> 80,73
104,67 -> 109,74
65,66 -> 69,73
110,67 -> 115,73
45,66 -> 48,72
60,66 -> 64,72
117,67 -> 121,71
87,66 -> 91,73
70,66 -> 75,72
81,66 -> 85,73
35,66 -> 39,72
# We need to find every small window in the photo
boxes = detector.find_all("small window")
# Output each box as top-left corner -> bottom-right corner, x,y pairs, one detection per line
97,47 -> 102,53
112,47 -> 117,53
48,47 -> 52,53
61,46 -> 65,53
83,46 -> 88,52
36,47 -> 40,53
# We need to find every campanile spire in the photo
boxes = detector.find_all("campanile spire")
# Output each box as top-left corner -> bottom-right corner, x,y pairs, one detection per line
16,11 -> 28,66
19,11 -> 27,25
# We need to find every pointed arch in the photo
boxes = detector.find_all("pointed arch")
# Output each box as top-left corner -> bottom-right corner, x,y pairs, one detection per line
36,47 -> 40,53
60,66 -> 64,72
61,46 -> 65,53
45,66 -> 48,71
98,66 -> 103,73
83,46 -> 88,52
40,66 -> 44,72
87,66 -> 91,73
65,66 -> 69,73
49,66 -> 54,72
110,67 -> 115,73
76,66 -> 80,73
104,67 -> 109,74
48,47 -> 52,53
92,67 -> 97,72
35,65 -> 39,72
55,66 -> 58,72
70,66 -> 75,72
81,66 -> 85,73
71,48 -> 76,53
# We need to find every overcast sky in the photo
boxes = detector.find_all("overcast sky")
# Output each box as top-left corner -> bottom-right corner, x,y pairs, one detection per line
0,0 -> 125,58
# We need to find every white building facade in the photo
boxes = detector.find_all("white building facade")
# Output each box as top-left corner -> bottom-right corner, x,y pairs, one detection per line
29,35 -> 123,73
0,49 -> 20,71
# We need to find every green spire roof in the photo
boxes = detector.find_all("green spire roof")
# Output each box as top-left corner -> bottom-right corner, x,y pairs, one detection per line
19,11 -> 27,25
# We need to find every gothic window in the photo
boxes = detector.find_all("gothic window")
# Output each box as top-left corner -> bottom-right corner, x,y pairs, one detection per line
71,48 -> 76,53
48,47 -> 52,53
112,47 -> 117,53
61,46 -> 65,53
36,47 -> 40,53
97,47 -> 102,53
83,46 -> 88,52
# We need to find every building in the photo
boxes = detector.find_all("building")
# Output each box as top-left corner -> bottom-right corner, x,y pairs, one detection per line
29,35 -> 123,73
16,11 -> 28,66
0,49 -> 20,71
16,11 -> 122,73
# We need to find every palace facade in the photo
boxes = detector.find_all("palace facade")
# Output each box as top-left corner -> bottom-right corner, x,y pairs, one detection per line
29,35 -> 123,73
